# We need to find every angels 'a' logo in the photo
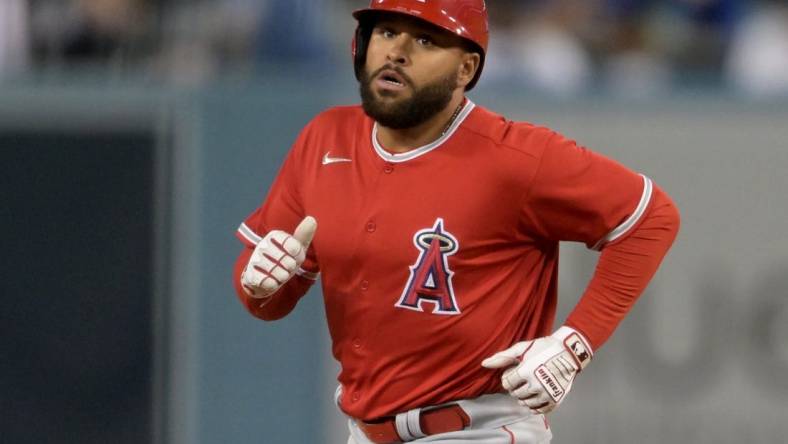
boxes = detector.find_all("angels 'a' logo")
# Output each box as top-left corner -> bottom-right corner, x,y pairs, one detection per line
395,218 -> 461,315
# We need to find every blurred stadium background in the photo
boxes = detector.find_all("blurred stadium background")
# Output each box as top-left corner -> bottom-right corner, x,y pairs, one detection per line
1,1 -> 787,443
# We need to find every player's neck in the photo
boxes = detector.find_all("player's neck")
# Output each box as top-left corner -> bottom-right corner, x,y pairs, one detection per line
376,93 -> 466,154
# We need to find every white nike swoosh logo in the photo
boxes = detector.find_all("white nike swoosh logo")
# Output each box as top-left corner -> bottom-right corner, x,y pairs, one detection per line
322,152 -> 352,165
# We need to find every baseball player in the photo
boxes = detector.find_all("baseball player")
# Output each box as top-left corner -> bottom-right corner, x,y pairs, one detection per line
233,1 -> 680,443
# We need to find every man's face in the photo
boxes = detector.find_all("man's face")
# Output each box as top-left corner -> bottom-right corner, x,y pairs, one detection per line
359,15 -> 469,129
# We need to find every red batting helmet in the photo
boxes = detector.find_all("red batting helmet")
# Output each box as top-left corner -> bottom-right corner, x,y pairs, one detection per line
352,0 -> 489,90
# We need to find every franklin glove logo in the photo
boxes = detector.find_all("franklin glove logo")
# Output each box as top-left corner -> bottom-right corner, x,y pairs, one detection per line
535,365 -> 565,402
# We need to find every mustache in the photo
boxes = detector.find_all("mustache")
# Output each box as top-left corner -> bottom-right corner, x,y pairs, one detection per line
370,64 -> 413,86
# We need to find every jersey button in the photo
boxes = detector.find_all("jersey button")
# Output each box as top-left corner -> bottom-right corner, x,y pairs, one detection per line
361,280 -> 369,291
352,338 -> 362,349
352,392 -> 361,402
383,164 -> 394,174
365,221 -> 376,233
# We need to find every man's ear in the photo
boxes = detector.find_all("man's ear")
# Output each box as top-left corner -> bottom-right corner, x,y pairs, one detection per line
457,52 -> 481,89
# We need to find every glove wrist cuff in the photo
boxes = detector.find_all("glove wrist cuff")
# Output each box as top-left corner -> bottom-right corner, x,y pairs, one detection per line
553,326 -> 593,371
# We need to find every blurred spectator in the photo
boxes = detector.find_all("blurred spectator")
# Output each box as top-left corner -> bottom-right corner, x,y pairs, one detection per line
156,0 -> 263,85
726,1 -> 788,97
63,0 -> 151,61
594,0 -> 674,97
639,0 -> 744,81
30,0 -> 155,69
0,0 -> 30,80
484,0 -> 594,96
256,0 -> 332,66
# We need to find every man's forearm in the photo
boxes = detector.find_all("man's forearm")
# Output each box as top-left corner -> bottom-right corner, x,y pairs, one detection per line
565,184 -> 681,349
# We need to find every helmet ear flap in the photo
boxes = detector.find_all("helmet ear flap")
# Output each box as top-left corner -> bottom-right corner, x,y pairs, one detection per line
353,23 -> 373,82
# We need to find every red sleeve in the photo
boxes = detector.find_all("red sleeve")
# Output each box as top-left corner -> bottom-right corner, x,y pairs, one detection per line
521,132 -> 647,248
565,184 -> 681,349
232,124 -> 319,320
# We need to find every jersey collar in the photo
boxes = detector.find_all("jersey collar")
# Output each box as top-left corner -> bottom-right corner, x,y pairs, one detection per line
371,99 -> 476,163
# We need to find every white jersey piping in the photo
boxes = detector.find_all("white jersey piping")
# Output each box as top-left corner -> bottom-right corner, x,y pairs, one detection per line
592,174 -> 654,251
371,100 -> 476,163
238,222 -> 262,245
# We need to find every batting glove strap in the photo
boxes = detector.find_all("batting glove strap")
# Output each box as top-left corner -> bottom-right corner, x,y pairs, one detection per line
553,326 -> 593,372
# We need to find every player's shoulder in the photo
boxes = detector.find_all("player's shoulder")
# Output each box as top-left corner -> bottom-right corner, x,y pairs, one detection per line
463,104 -> 558,159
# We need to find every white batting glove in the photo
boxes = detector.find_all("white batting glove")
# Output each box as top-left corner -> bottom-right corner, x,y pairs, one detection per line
481,326 -> 593,414
240,216 -> 317,303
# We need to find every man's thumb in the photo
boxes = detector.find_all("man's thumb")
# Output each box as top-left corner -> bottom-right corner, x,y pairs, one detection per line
481,341 -> 531,369
293,216 -> 318,247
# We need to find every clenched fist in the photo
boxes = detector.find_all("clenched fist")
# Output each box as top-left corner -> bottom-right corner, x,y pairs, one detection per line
240,216 -> 317,302
482,326 -> 593,414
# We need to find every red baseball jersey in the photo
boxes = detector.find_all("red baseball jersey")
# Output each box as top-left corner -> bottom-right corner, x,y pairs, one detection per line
236,100 -> 651,420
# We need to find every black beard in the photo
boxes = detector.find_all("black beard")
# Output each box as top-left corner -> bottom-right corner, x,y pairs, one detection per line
359,66 -> 458,130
